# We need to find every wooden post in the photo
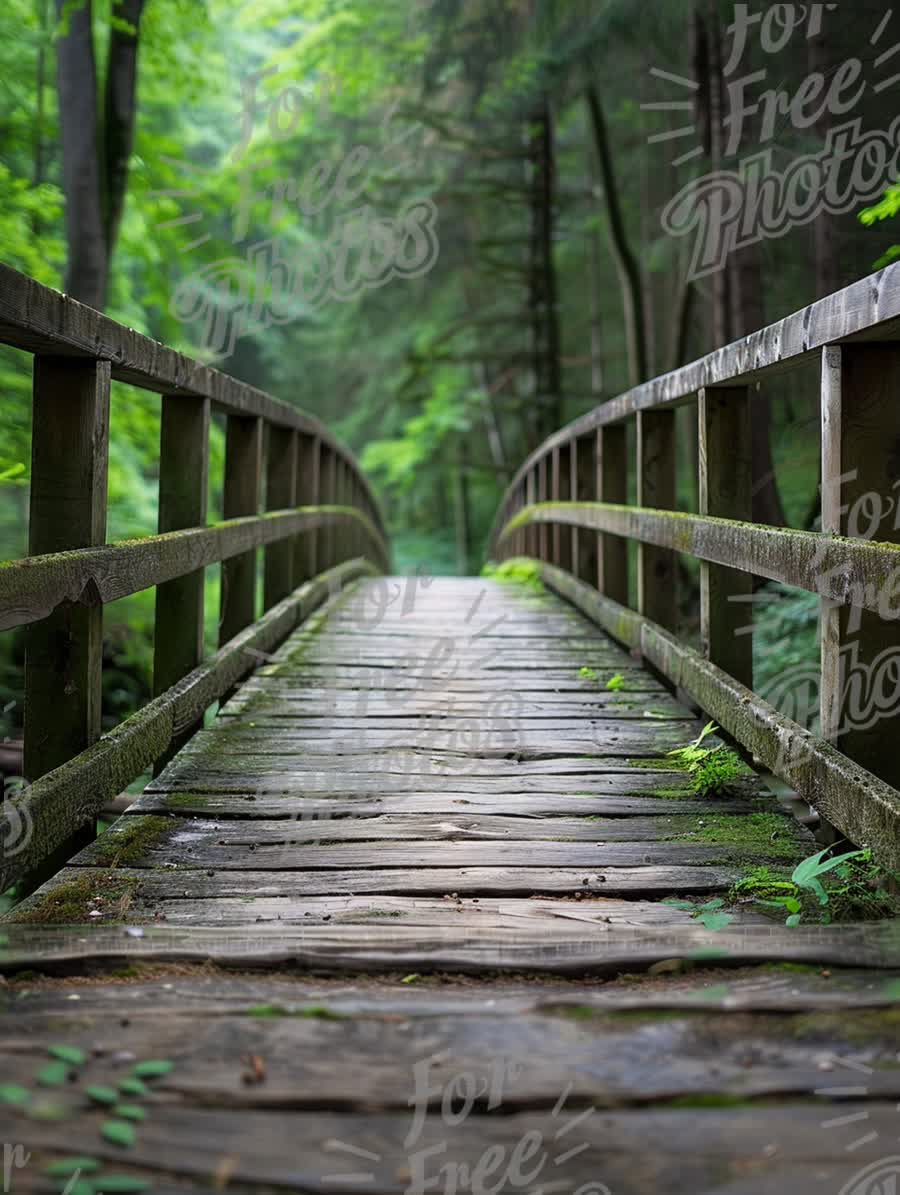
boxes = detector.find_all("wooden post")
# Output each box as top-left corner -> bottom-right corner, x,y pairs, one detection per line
525,468 -> 538,559
698,387 -> 753,686
537,454 -> 549,562
597,424 -> 627,603
820,344 -> 900,789
636,409 -> 677,629
153,395 -> 210,769
573,435 -> 597,585
320,446 -> 337,573
295,433 -> 319,584
219,415 -> 262,645
24,358 -> 110,859
550,444 -> 573,571
263,425 -> 297,609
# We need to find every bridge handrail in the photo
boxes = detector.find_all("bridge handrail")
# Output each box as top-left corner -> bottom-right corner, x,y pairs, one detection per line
489,262 -> 900,870
0,263 -> 389,889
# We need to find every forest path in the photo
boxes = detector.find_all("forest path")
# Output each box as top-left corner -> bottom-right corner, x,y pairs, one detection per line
3,579 -> 900,1193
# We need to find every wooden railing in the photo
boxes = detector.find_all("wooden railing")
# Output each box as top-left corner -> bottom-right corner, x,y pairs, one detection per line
0,263 -> 389,890
490,264 -> 900,870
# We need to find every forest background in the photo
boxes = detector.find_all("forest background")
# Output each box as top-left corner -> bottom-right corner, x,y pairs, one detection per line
1,0 -> 899,751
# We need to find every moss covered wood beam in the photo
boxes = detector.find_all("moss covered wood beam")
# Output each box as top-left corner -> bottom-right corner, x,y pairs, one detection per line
538,562 -> 900,872
502,501 -> 900,619
0,560 -> 376,891
0,505 -> 388,631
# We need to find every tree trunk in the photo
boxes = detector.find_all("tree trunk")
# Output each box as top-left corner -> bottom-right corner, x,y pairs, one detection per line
103,0 -> 146,254
585,84 -> 647,386
55,0 -> 145,310
56,0 -> 107,308
527,94 -> 563,443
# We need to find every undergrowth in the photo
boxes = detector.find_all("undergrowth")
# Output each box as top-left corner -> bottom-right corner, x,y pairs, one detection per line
481,558 -> 544,593
667,722 -> 748,797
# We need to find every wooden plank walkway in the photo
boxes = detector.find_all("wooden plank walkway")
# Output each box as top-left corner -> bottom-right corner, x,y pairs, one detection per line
3,577 -> 900,1193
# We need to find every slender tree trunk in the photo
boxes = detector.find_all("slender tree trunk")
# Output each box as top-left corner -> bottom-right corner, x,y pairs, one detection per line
585,84 -> 647,386
54,0 -> 145,310
56,0 -> 107,307
808,22 -> 841,297
527,94 -> 563,443
454,442 -> 471,576
103,0 -> 145,254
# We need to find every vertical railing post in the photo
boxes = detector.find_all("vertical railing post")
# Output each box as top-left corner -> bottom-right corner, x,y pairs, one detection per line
820,344 -> 900,789
698,387 -> 753,686
263,424 -> 298,609
596,424 -> 627,602
295,433 -> 319,586
24,358 -> 110,858
220,415 -> 263,644
550,444 -> 573,570
154,395 -> 210,767
525,467 -> 537,559
572,435 -> 597,585
537,454 -> 549,562
320,444 -> 337,573
636,410 -> 677,629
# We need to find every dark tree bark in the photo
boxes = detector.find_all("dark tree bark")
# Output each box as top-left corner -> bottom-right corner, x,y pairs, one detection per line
55,0 -> 145,309
585,84 -> 647,387
527,94 -> 563,444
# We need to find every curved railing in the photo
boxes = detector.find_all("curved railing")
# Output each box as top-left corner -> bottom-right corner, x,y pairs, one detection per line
489,263 -> 900,870
0,263 -> 389,889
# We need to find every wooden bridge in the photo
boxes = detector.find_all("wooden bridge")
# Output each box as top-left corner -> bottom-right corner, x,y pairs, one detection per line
2,262 -> 900,1193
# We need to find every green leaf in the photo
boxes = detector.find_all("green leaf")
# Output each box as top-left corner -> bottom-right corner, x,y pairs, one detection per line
785,913 -> 802,927
64,1181 -> 96,1195
132,1059 -> 173,1078
661,899 -> 695,910
44,1159 -> 102,1177
48,1044 -> 88,1066
85,1086 -> 119,1105
38,1060 -> 71,1086
605,673 -> 625,691
698,898 -> 725,911
112,1104 -> 146,1121
94,1177 -> 152,1193
117,1078 -> 148,1097
696,912 -> 734,931
400,973 -> 421,984
101,1121 -> 137,1148
0,1083 -> 30,1105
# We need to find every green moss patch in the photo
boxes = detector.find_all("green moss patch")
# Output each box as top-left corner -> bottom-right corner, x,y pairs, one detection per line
667,813 -> 806,862
480,558 -> 544,593
88,816 -> 174,867
14,872 -> 139,924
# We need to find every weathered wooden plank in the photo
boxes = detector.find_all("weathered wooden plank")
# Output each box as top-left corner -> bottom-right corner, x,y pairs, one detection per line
71,826 -> 767,870
153,395 -> 210,768
698,385 -> 753,687
540,562 -> 900,869
2,914 -> 897,971
131,789 -> 757,818
0,507 -> 383,631
107,810 -> 807,850
0,564 -> 375,891
504,499 -> 900,619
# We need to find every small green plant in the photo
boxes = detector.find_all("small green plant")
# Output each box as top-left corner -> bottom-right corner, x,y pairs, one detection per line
480,558 -> 544,592
666,722 -> 746,796
731,847 -> 898,926
606,673 -> 625,691
663,896 -> 734,930
578,666 -> 600,682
